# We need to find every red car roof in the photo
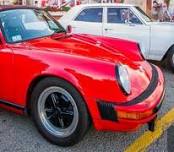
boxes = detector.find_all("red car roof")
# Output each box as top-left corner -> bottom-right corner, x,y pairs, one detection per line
0,5 -> 41,11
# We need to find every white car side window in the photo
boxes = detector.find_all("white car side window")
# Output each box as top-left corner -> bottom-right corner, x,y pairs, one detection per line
75,8 -> 103,23
107,8 -> 142,24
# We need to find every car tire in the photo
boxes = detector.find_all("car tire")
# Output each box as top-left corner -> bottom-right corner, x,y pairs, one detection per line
30,77 -> 90,146
166,47 -> 174,72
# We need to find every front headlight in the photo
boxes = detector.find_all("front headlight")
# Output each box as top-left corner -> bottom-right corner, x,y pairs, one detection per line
116,64 -> 131,95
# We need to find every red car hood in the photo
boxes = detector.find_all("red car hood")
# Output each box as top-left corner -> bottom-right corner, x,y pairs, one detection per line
25,33 -> 140,64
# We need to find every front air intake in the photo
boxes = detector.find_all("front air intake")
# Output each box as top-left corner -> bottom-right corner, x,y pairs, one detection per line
97,101 -> 117,121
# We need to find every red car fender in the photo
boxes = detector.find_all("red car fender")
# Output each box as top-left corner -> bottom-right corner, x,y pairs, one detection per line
8,45 -> 121,122
26,68 -> 85,103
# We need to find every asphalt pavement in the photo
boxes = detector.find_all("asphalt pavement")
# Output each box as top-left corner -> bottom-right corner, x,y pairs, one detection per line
0,64 -> 174,152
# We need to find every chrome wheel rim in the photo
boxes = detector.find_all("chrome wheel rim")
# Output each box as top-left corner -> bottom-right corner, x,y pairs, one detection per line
38,87 -> 79,138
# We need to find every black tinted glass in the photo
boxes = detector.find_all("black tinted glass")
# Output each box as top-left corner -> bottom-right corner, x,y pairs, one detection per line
75,8 -> 103,23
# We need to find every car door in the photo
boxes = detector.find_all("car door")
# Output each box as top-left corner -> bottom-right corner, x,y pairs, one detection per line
0,36 -> 14,102
103,7 -> 150,58
70,7 -> 103,36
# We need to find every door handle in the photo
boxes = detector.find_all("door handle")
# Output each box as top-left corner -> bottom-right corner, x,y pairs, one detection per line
104,28 -> 113,31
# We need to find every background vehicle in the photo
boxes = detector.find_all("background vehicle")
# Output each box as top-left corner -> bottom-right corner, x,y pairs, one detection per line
0,5 -> 164,147
59,3 -> 174,71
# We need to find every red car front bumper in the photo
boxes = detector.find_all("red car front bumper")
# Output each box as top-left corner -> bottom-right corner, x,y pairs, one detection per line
94,64 -> 165,132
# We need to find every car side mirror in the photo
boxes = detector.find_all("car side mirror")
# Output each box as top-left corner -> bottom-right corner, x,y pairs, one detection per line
66,25 -> 72,34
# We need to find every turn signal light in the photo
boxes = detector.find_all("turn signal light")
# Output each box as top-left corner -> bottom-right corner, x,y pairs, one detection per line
117,110 -> 153,120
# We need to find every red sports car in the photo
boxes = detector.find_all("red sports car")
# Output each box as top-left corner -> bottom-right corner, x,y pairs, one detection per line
0,6 -> 164,146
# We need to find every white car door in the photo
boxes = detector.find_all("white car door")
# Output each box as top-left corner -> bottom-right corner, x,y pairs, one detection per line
103,7 -> 151,58
70,7 -> 103,36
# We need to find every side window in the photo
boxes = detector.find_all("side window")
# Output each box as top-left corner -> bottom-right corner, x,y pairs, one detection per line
75,8 -> 103,23
107,8 -> 127,24
107,8 -> 142,24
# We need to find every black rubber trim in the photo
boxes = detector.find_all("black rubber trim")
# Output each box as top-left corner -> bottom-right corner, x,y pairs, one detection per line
97,101 -> 117,121
153,91 -> 165,113
0,99 -> 24,110
99,64 -> 159,107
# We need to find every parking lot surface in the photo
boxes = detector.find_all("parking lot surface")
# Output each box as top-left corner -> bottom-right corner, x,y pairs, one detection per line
0,64 -> 174,152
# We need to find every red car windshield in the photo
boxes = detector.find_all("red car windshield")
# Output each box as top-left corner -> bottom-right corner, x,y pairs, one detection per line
0,9 -> 65,43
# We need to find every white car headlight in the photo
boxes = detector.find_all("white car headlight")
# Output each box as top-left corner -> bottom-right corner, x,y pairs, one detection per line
116,64 -> 131,95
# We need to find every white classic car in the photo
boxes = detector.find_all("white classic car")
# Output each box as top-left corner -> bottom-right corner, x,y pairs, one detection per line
59,3 -> 174,70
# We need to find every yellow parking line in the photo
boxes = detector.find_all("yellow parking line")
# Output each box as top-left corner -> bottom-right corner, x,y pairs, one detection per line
125,108 -> 174,152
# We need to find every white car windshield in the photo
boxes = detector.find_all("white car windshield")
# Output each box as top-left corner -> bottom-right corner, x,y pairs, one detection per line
0,9 -> 65,43
135,6 -> 152,22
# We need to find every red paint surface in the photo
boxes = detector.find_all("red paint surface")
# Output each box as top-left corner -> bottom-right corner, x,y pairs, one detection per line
0,32 -> 165,131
